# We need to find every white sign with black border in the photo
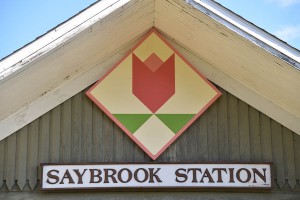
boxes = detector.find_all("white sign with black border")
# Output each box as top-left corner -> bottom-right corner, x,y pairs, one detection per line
41,163 -> 272,189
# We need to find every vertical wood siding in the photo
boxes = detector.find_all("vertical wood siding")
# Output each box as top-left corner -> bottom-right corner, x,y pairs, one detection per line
0,86 -> 299,191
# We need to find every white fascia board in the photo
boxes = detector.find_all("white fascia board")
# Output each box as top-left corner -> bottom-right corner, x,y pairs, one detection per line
186,0 -> 300,70
0,41 -> 136,142
0,0 -> 130,83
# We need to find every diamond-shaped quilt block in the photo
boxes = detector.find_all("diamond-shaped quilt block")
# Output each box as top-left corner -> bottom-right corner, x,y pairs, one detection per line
87,30 -> 221,160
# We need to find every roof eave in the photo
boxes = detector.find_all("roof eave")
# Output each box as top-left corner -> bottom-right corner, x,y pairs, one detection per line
0,0 -> 132,84
187,0 -> 300,70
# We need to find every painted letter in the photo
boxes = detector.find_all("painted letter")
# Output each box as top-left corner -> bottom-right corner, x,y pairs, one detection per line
118,168 -> 132,183
229,168 -> 235,183
212,168 -> 227,183
104,169 -> 118,183
175,168 -> 188,183
200,169 -> 215,183
46,170 -> 59,184
149,168 -> 162,183
134,168 -> 149,183
252,168 -> 267,183
187,168 -> 202,183
73,169 -> 87,184
89,169 -> 102,183
236,168 -> 251,183
59,169 -> 75,184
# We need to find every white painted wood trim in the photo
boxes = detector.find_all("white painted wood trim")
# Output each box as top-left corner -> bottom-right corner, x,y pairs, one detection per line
0,0 -> 130,83
186,0 -> 300,70
0,37 -> 141,141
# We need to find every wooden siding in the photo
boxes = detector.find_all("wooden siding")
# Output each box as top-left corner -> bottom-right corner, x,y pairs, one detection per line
0,86 -> 299,192
1,191 -> 300,200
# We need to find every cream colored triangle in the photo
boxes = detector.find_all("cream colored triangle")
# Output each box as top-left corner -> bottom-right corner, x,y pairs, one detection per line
156,55 -> 218,114
133,33 -> 173,62
90,55 -> 151,114
134,115 -> 174,155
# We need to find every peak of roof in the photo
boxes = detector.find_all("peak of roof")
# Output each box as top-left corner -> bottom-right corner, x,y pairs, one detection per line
0,0 -> 299,141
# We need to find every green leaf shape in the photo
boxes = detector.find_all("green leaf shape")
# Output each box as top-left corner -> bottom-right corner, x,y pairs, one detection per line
113,114 -> 152,133
155,114 -> 195,133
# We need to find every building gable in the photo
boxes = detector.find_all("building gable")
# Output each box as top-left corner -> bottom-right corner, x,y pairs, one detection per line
0,0 -> 299,143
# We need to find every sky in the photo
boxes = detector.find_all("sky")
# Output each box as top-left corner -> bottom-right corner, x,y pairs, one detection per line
0,0 -> 97,60
215,0 -> 300,49
0,0 -> 300,60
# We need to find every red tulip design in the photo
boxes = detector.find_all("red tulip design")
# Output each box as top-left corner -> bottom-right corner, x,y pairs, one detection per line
132,53 -> 175,113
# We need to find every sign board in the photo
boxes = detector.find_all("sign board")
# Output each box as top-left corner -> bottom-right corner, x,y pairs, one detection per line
86,30 -> 221,160
41,163 -> 271,189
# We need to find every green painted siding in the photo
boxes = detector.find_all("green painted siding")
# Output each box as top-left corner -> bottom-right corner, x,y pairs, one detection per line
0,86 -> 299,193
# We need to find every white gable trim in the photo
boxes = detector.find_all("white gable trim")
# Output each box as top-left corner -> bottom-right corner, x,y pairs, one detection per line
0,0 -> 130,83
187,0 -> 300,70
0,38 -> 141,141
0,0 -> 299,141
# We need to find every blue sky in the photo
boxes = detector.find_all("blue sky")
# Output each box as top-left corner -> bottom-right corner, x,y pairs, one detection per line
216,0 -> 300,49
0,0 -> 300,60
0,0 -> 97,60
